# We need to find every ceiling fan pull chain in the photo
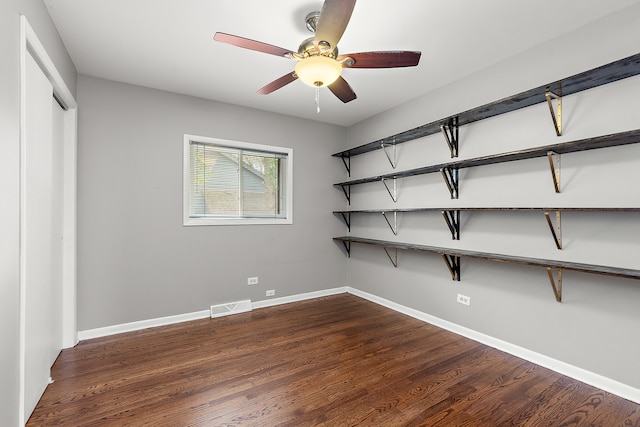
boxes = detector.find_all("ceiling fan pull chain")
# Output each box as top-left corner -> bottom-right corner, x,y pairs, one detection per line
315,84 -> 321,113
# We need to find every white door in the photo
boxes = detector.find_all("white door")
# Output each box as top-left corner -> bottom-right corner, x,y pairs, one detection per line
51,96 -> 65,365
22,50 -> 64,421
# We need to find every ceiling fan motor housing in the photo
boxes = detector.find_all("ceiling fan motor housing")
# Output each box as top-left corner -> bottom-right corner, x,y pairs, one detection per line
298,37 -> 338,58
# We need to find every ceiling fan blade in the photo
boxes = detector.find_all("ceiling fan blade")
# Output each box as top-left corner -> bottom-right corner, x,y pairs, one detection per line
328,76 -> 357,103
315,0 -> 357,51
214,32 -> 295,58
257,72 -> 298,95
338,51 -> 422,68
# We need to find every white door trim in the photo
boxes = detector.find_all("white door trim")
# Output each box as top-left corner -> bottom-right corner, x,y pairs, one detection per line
19,15 -> 77,425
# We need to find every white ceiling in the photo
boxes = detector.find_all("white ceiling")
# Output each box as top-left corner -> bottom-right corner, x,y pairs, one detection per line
44,0 -> 638,127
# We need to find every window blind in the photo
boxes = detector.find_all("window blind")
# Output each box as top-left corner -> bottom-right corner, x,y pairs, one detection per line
188,141 -> 287,219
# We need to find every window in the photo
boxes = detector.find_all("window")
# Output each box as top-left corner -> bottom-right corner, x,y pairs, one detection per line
183,134 -> 293,225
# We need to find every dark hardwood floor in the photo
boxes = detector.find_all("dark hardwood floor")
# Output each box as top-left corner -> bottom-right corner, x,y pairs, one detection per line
28,294 -> 640,426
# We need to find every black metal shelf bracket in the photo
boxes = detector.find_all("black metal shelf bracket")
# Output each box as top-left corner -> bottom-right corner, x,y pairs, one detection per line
383,246 -> 398,268
340,239 -> 351,257
381,138 -> 398,169
339,212 -> 352,232
441,254 -> 461,281
381,177 -> 398,203
340,155 -> 351,177
440,117 -> 459,158
442,210 -> 461,240
544,210 -> 562,249
545,86 -> 563,136
440,167 -> 459,199
546,267 -> 563,302
547,151 -> 561,193
339,185 -> 351,205
381,211 -> 398,235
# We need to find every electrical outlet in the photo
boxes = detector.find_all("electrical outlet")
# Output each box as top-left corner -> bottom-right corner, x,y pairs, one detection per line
247,277 -> 259,285
266,290 -> 275,297
457,294 -> 471,306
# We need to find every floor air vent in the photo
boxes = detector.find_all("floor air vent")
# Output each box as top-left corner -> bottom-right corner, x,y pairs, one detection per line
210,300 -> 252,318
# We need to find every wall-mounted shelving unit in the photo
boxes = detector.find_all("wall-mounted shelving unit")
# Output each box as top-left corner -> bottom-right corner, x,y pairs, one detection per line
334,129 -> 640,203
332,51 -> 640,303
333,236 -> 640,302
333,208 -> 640,249
333,52 -> 640,176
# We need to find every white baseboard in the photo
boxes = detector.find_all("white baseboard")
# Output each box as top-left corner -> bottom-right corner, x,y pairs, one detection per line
77,287 -> 349,341
347,286 -> 640,405
78,309 -> 211,341
252,286 -> 348,309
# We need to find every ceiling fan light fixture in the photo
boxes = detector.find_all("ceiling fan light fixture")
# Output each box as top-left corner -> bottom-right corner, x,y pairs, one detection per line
294,55 -> 342,88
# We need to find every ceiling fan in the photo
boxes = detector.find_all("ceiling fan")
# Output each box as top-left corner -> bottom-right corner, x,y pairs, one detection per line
214,0 -> 421,109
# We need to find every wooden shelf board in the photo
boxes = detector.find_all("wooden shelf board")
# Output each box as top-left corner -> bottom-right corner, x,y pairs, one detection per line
333,208 -> 640,214
333,52 -> 640,159
333,236 -> 640,280
334,129 -> 640,187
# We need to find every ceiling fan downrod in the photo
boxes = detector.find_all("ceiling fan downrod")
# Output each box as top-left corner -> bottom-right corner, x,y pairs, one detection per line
305,11 -> 320,33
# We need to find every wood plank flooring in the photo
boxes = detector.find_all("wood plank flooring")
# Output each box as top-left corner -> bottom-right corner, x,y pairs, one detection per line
28,294 -> 640,426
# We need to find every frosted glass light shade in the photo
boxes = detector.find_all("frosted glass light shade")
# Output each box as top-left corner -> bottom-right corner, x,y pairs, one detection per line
294,55 -> 342,87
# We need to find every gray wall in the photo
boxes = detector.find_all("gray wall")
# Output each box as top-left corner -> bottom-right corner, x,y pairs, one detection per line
344,5 -> 640,389
0,1 -> 76,425
76,75 -> 347,331
4,3 -> 640,423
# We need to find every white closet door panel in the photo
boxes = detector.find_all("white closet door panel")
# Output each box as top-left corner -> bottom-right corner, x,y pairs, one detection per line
51,100 -> 65,365
23,52 -> 54,420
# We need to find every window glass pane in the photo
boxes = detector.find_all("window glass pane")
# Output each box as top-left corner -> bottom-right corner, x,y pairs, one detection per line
206,148 -> 240,216
188,143 -> 207,216
189,144 -> 239,217
242,154 -> 280,217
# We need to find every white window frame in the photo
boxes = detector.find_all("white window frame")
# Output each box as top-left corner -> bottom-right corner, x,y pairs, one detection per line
183,134 -> 293,226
